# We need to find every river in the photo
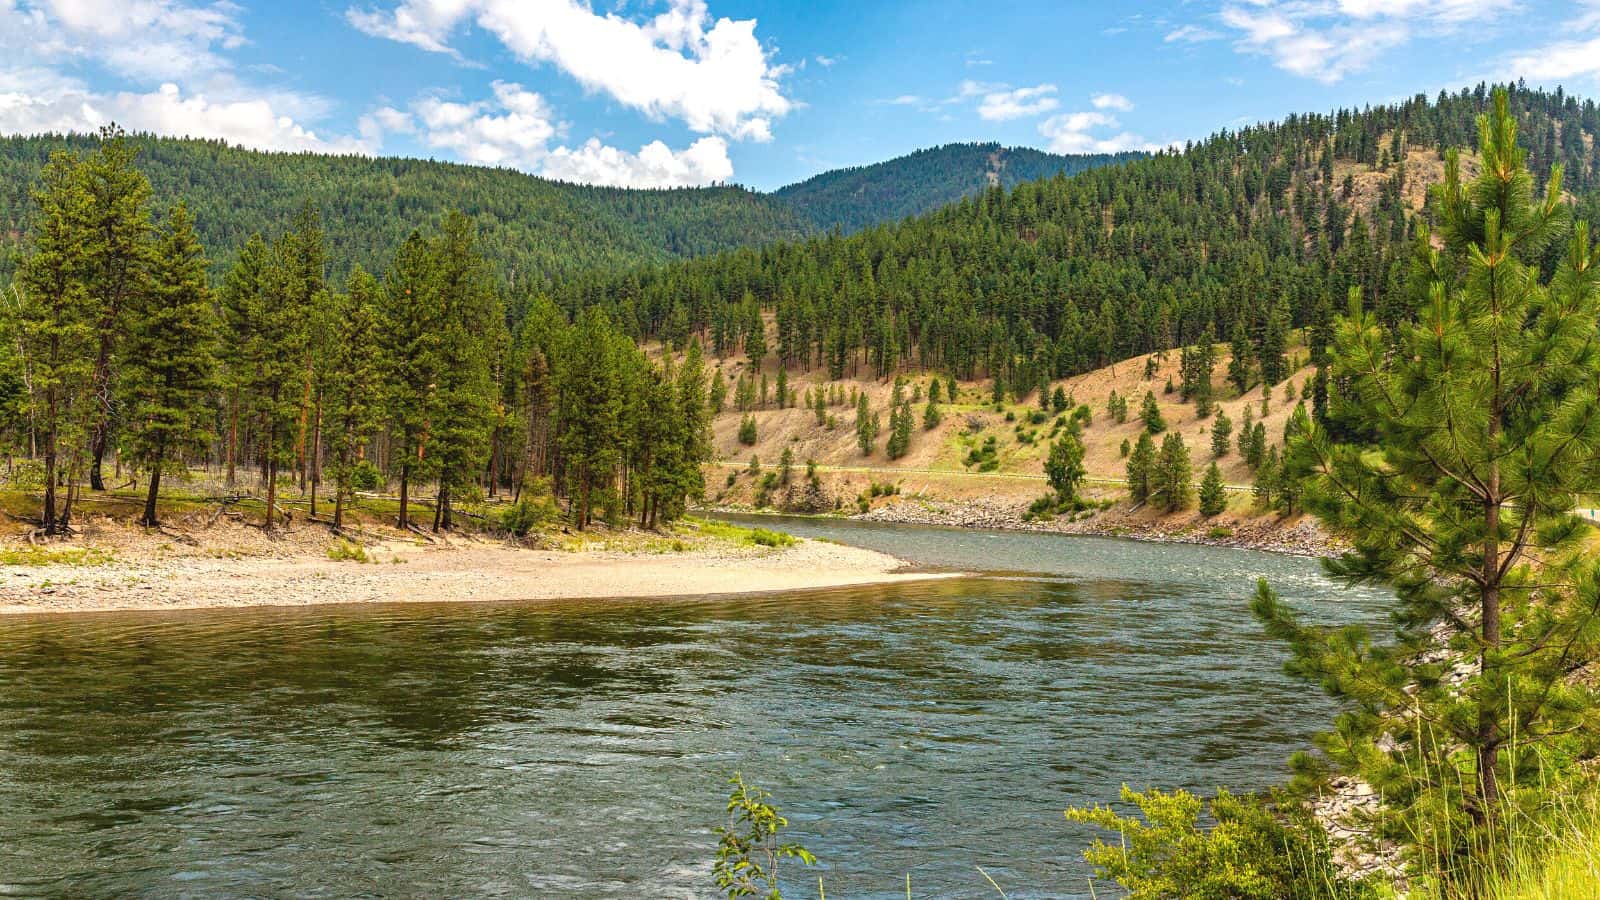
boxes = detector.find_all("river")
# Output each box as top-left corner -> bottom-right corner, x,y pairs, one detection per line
0,517 -> 1391,898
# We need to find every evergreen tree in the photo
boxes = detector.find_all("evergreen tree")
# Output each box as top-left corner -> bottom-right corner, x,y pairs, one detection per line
1252,444 -> 1279,508
1140,390 -> 1166,434
1256,91 -> 1600,863
855,392 -> 879,456
1125,431 -> 1156,504
119,204 -> 216,527
557,307 -> 623,529
1227,318 -> 1254,396
378,230 -> 441,530
922,393 -> 942,430
1259,295 -> 1290,386
15,151 -> 97,534
1237,404 -> 1254,458
886,379 -> 912,459
1198,462 -> 1226,517
1154,432 -> 1192,512
1045,427 -> 1087,504
709,369 -> 727,414
323,266 -> 386,530
80,128 -> 157,493
1210,410 -> 1232,458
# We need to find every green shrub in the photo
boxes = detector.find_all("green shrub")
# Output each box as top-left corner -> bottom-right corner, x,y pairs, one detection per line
1067,786 -> 1377,900
349,459 -> 382,492
327,539 -> 371,563
501,493 -> 558,537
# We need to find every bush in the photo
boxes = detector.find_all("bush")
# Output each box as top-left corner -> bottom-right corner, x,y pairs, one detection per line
1067,786 -> 1378,900
349,459 -> 382,492
326,539 -> 371,563
501,492 -> 558,537
738,415 -> 757,445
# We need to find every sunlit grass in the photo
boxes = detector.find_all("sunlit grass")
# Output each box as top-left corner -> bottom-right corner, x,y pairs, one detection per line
0,545 -> 115,566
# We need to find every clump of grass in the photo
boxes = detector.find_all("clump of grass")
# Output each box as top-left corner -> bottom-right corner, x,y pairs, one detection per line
684,517 -> 797,549
326,539 -> 372,563
0,545 -> 114,567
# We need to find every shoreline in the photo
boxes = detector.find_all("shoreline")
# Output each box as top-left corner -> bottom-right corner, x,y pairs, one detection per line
0,531 -> 962,617
710,495 -> 1338,558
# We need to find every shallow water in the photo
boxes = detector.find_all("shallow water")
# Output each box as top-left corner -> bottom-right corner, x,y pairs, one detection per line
0,518 -> 1391,898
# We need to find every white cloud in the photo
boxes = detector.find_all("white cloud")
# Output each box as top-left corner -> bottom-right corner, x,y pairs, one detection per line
0,79 -> 374,153
976,83 -> 1058,121
388,80 -> 733,188
542,135 -> 732,188
0,2 -> 376,154
346,0 -> 791,141
1090,92 -> 1133,112
813,54 -> 840,67
1164,24 -> 1221,43
1218,0 -> 1499,84
1499,3 -> 1600,86
1038,105 -> 1159,155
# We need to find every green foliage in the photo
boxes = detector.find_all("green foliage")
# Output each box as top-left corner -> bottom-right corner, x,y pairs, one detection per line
1255,89 -> 1600,884
711,773 -> 816,900
1126,432 -> 1156,503
774,141 -> 1139,233
1199,461 -> 1228,517
326,539 -> 371,563
1141,390 -> 1167,434
1211,410 -> 1233,458
0,133 -> 812,289
1045,429 -> 1087,503
854,393 -> 879,456
1154,432 -> 1193,512
500,487 -> 558,538
1067,785 -> 1376,900
738,415 -> 758,446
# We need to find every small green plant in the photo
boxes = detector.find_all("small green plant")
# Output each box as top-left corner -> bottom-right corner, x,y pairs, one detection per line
326,539 -> 371,563
349,459 -> 382,492
712,773 -> 816,899
0,545 -> 114,566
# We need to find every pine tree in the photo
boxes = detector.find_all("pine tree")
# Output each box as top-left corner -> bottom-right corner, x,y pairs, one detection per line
80,128 -> 157,493
1198,462 -> 1226,517
1125,431 -> 1155,504
426,211 -> 501,531
1227,318 -> 1254,396
922,393 -> 942,430
1256,90 -> 1600,862
1045,427 -> 1086,504
558,307 -> 624,529
1140,390 -> 1166,434
855,392 -> 878,455
775,367 -> 788,409
1259,295 -> 1290,386
886,378 -> 911,459
1237,404 -> 1254,458
323,266 -> 385,530
119,204 -> 216,527
1210,410 -> 1232,458
378,229 -> 441,530
1252,444 -> 1278,508
15,151 -> 97,535
1154,432 -> 1192,512
709,369 -> 727,414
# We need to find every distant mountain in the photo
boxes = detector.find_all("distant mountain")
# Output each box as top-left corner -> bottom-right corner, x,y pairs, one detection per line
773,143 -> 1144,233
0,134 -> 814,288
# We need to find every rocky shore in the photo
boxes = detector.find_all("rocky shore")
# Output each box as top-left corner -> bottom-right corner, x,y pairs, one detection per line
850,495 -> 1339,556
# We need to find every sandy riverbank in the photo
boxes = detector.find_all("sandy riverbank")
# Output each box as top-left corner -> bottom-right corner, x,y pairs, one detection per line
0,526 -> 959,616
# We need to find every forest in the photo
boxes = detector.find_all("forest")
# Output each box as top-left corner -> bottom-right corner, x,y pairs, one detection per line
0,132 -> 712,539
552,83 -> 1600,420
774,142 -> 1142,233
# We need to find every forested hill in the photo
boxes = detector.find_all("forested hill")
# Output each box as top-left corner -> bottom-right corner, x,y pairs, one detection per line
0,134 -> 814,288
553,83 -> 1600,401
774,143 -> 1143,233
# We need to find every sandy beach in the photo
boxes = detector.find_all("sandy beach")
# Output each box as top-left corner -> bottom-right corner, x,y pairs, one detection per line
0,521 -> 960,615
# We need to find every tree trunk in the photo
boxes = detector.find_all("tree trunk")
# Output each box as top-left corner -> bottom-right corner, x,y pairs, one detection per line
89,427 -> 108,491
225,390 -> 238,488
141,448 -> 164,528
333,472 -> 345,531
398,462 -> 410,529
42,445 -> 58,536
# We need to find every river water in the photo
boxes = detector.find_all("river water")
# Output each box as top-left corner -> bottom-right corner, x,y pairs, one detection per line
0,517 -> 1391,898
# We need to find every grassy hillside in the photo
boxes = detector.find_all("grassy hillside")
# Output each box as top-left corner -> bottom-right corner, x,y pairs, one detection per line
0,133 -> 814,288
774,142 -> 1142,233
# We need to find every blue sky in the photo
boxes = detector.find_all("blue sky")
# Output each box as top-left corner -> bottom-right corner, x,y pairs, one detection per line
2,1 -> 1598,191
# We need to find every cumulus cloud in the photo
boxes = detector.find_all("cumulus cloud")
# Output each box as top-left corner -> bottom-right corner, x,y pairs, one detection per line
975,83 -> 1059,121
1499,3 -> 1600,87
346,0 -> 791,141
1090,92 -> 1133,112
1038,99 -> 1159,155
1217,0 -> 1499,84
0,2 -> 375,153
376,80 -> 732,188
